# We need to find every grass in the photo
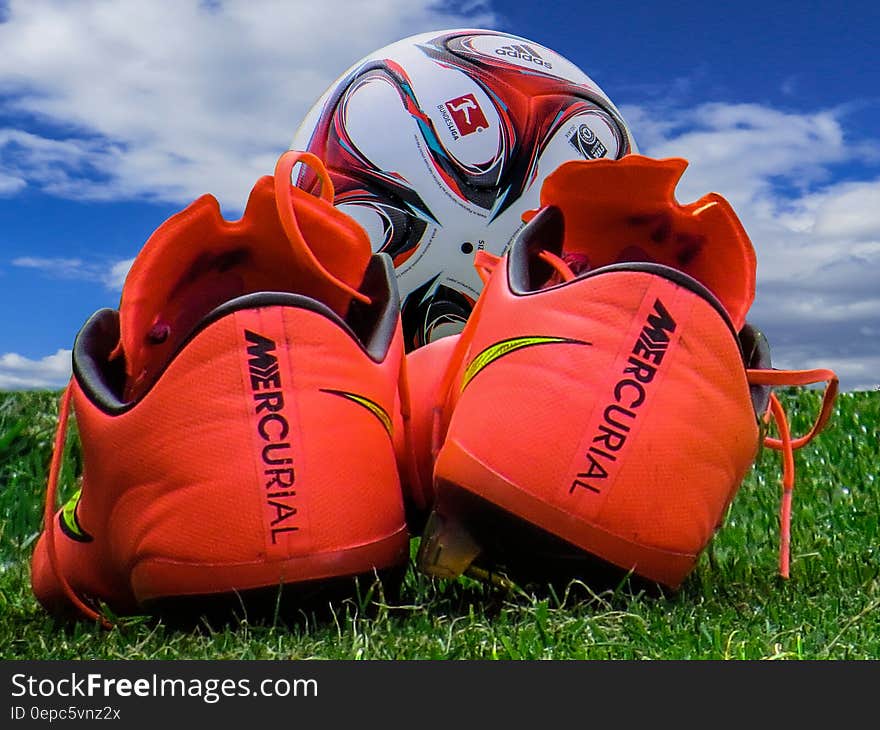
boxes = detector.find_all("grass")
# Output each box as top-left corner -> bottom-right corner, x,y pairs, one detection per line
1,388 -> 878,660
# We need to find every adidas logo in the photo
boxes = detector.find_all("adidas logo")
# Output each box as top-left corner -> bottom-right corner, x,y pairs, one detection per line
494,43 -> 552,69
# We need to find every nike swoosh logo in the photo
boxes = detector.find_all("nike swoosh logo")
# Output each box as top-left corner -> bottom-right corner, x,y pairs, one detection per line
461,335 -> 591,392
320,389 -> 393,437
59,487 -> 93,543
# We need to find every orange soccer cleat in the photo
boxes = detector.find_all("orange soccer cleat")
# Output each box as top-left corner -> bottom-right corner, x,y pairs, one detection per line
31,151 -> 412,626
415,155 -> 838,590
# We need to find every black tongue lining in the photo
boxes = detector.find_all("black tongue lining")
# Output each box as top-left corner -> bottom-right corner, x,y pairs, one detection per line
72,308 -> 126,408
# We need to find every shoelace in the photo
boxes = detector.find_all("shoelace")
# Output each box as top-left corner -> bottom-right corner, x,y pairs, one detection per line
273,150 -> 372,308
43,381 -> 113,628
432,250 -> 840,582
745,368 -> 839,578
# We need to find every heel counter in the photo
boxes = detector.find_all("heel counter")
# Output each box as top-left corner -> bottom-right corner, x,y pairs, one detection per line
437,269 -> 759,584
101,306 -> 406,588
590,283 -> 760,560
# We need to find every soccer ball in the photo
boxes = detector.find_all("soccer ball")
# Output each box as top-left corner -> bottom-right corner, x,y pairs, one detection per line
291,28 -> 638,349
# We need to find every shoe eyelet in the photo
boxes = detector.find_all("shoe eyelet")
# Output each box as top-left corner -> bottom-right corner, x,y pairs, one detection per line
147,322 -> 170,344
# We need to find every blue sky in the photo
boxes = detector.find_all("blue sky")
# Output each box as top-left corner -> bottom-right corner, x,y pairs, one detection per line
0,0 -> 878,391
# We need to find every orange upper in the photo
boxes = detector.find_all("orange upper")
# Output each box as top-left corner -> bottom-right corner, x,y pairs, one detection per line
526,155 -> 756,331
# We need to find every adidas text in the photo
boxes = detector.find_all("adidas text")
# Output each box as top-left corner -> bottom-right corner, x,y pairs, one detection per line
495,43 -> 552,69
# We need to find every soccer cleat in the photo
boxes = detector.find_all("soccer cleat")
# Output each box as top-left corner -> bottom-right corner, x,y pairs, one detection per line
416,155 -> 838,590
31,151 -> 411,625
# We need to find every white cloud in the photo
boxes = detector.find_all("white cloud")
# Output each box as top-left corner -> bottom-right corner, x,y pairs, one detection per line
0,171 -> 26,195
11,255 -> 134,290
624,102 -> 852,212
11,256 -> 86,276
0,349 -> 70,390
105,258 -> 134,291
0,0 -> 496,211
808,181 -> 880,240
0,128 -> 121,198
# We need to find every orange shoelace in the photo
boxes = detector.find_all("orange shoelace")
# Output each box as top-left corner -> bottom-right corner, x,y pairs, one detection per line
43,381 -> 113,628
273,149 -> 372,308
745,367 -> 839,578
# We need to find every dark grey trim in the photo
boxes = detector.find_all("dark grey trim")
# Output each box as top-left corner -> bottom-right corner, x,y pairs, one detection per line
739,322 -> 773,416
72,308 -> 127,412
345,253 -> 400,362
507,206 -> 565,294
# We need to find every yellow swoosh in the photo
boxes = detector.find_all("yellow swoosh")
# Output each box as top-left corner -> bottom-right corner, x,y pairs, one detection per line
321,389 -> 393,437
461,335 -> 590,392
60,487 -> 92,542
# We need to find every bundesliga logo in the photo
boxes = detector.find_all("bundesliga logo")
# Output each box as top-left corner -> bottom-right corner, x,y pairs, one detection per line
441,93 -> 489,138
